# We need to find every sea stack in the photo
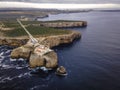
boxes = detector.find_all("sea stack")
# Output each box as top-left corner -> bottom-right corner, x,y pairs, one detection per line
56,66 -> 67,76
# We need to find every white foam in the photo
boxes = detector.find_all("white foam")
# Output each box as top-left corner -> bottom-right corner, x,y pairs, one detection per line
10,58 -> 26,61
30,85 -> 48,90
15,66 -> 24,69
40,67 -> 48,71
30,86 -> 39,90
5,50 -> 11,54
0,52 -> 4,56
1,64 -> 15,69
18,58 -> 25,61
18,72 -> 30,78
0,72 -> 30,83
10,58 -> 17,61
0,77 -> 13,83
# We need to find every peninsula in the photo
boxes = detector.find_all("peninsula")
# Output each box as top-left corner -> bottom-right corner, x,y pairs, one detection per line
0,20 -> 85,47
0,20 -> 86,70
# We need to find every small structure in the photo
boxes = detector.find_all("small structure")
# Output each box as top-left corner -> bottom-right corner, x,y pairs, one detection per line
11,19 -> 58,69
32,42 -> 53,56
11,19 -> 67,76
19,16 -> 29,21
17,19 -> 54,57
17,19 -> 54,56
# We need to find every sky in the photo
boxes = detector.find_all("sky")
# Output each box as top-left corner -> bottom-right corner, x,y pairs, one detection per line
0,0 -> 120,9
0,0 -> 120,4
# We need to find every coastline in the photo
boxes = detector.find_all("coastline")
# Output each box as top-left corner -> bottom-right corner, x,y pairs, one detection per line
9,30 -> 81,68
0,30 -> 81,48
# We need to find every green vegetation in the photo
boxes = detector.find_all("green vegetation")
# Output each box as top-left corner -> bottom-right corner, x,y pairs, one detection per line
1,20 -> 71,37
1,20 -> 84,28
2,20 -> 20,28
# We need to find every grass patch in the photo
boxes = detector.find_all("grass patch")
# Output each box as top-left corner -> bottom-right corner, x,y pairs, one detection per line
20,20 -> 81,24
2,20 -> 20,28
1,20 -> 75,37
2,25 -> 71,37
1,20 -> 83,28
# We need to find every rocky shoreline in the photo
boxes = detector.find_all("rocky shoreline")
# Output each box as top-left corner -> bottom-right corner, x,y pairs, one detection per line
31,21 -> 87,28
0,27 -> 81,75
0,30 -> 81,48
0,21 -> 81,71
9,30 -> 80,69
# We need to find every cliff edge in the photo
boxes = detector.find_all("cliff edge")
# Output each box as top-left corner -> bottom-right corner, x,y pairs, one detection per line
9,31 -> 80,69
0,30 -> 81,48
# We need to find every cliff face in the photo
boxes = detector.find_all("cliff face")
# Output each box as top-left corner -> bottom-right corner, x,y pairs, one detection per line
11,43 -> 58,69
9,31 -> 80,69
0,31 -> 81,48
39,31 -> 81,48
29,50 -> 58,68
0,38 -> 28,47
32,21 -> 87,28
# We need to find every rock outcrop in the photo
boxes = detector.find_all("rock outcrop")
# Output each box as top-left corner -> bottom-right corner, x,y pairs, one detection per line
39,31 -> 81,48
56,66 -> 67,76
29,50 -> 58,68
11,43 -> 34,59
0,38 -> 28,47
11,42 -> 58,69
0,31 -> 81,68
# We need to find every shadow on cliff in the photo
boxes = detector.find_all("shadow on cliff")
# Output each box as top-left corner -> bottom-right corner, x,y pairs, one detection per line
52,38 -> 81,51
55,25 -> 87,29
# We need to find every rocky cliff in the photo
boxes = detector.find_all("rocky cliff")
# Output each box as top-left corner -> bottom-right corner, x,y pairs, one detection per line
11,42 -> 58,68
32,21 -> 87,28
5,31 -> 80,69
0,31 -> 81,48
38,31 -> 81,48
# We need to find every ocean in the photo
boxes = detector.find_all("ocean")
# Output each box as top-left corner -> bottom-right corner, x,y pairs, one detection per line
0,11 -> 120,90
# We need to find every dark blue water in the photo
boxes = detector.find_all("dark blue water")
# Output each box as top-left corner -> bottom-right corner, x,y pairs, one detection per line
0,11 -> 120,90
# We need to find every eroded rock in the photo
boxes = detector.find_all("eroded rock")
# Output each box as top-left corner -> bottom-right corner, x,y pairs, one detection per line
11,43 -> 34,59
0,38 -> 28,47
0,31 -> 81,47
10,31 -> 80,70
56,66 -> 67,76
11,41 -> 58,69
29,51 -> 58,68
32,21 -> 87,28
39,31 -> 81,48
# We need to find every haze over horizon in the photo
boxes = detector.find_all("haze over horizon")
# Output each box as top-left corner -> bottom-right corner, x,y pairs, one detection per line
0,1 -> 120,9
0,0 -> 120,4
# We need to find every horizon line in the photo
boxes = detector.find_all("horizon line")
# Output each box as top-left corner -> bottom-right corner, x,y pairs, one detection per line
0,1 -> 120,10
